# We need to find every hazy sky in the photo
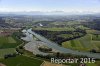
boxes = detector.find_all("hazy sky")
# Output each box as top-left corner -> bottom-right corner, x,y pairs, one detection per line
0,0 -> 100,13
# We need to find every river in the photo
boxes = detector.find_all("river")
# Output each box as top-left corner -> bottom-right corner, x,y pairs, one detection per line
27,28 -> 100,59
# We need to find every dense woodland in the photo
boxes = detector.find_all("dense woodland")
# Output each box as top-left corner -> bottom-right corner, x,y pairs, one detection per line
33,29 -> 86,45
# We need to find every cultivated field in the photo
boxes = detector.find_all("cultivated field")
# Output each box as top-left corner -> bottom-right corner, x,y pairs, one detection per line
62,29 -> 100,51
0,36 -> 17,49
86,61 -> 100,66
41,61 -> 68,66
0,34 -> 22,58
33,27 -> 75,31
0,48 -> 16,58
0,56 -> 43,66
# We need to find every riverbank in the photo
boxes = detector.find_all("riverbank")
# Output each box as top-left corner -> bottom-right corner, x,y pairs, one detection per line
27,28 -> 100,59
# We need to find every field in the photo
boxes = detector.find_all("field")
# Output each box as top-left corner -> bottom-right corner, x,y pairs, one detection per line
86,63 -> 97,66
0,36 -> 16,44
33,27 -> 100,51
86,61 -> 100,66
41,61 -> 67,66
0,36 -> 19,49
33,27 -> 75,31
0,32 -> 43,66
62,29 -> 100,51
0,56 -> 43,66
0,48 -> 16,58
0,34 -> 23,58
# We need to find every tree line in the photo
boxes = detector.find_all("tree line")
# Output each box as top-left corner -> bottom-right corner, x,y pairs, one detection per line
33,29 -> 86,45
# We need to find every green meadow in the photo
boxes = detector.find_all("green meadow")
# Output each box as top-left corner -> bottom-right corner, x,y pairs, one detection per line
62,29 -> 100,51
0,56 -> 43,66
0,48 -> 16,58
0,36 -> 17,49
33,27 -> 75,31
0,33 -> 23,58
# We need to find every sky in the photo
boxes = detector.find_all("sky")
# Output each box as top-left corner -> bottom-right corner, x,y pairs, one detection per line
0,0 -> 100,13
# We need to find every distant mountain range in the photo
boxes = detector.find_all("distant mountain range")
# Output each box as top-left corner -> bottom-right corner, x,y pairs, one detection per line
0,11 -> 100,16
